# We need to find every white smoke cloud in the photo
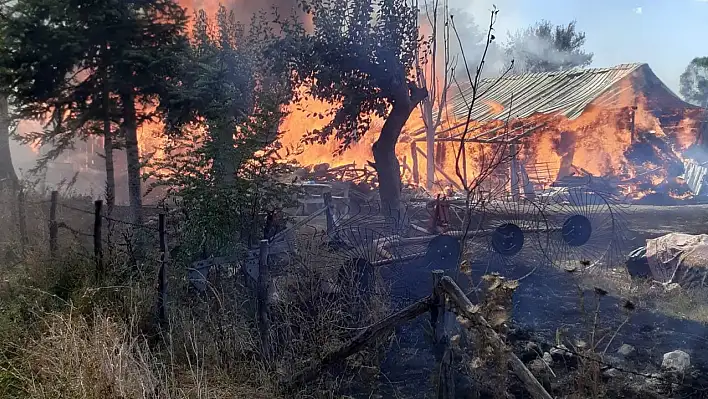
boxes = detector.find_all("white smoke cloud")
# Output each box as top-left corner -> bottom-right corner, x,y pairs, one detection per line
633,7 -> 643,14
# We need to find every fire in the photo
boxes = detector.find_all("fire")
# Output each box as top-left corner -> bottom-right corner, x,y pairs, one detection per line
25,1 -> 703,205
278,89 -> 380,170
484,100 -> 505,115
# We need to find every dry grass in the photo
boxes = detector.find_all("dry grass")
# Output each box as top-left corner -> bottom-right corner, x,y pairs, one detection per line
9,187 -> 698,398
268,232 -> 392,394
0,187 -> 396,398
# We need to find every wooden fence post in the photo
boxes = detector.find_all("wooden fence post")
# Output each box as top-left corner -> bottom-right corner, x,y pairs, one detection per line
323,192 -> 335,234
157,213 -> 168,325
257,239 -> 271,361
49,191 -> 58,257
17,187 -> 27,254
411,141 -> 420,185
431,269 -> 447,344
94,200 -> 103,280
431,270 -> 454,399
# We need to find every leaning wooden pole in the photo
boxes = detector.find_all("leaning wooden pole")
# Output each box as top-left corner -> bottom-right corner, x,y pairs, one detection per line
438,277 -> 552,399
282,296 -> 432,391
415,146 -> 462,191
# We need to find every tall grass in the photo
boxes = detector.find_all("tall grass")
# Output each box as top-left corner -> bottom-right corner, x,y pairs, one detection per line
0,188 -> 392,398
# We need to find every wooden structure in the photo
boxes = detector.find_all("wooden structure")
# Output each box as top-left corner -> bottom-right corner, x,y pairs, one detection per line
294,182 -> 350,216
406,63 -> 708,196
408,121 -> 545,199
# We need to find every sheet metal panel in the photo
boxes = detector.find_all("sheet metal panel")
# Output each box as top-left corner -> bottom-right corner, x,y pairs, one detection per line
448,63 -> 646,123
684,160 -> 708,196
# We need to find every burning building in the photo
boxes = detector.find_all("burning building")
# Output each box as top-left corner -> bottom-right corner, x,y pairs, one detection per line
27,62 -> 706,205
399,63 -> 708,201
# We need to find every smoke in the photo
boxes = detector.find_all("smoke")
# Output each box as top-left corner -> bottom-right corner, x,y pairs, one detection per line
436,0 -> 594,77
504,27 -> 593,73
177,0 -> 304,23
420,4 -> 510,81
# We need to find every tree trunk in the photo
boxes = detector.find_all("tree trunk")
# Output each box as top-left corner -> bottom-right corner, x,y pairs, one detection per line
120,89 -> 143,226
419,96 -> 436,191
211,122 -> 236,186
104,118 -> 115,212
373,101 -> 416,217
100,47 -> 115,215
0,94 -> 18,191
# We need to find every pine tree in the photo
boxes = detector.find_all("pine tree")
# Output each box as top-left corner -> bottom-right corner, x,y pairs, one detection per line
0,0 -> 189,224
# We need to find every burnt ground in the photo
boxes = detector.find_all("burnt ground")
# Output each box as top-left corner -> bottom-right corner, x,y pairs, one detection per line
369,204 -> 708,398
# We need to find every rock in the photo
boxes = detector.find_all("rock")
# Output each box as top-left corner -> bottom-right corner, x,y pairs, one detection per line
664,282 -> 681,292
618,344 -> 636,357
542,352 -> 553,366
603,368 -> 622,378
644,373 -> 665,391
549,344 -> 572,361
662,350 -> 691,373
602,355 -> 623,368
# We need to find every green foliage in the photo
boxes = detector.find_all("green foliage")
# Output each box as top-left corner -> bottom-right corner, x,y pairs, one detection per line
505,20 -> 593,73
0,0 -> 189,170
276,0 -> 422,153
680,57 -> 708,107
150,7 -> 297,258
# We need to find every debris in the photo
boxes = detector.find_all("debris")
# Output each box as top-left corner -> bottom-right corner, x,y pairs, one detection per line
645,233 -> 708,287
626,246 -> 652,278
603,368 -> 622,378
618,344 -> 636,357
682,160 -> 708,196
549,344 -> 572,362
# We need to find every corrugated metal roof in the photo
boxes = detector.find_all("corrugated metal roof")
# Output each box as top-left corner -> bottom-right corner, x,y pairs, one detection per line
448,63 -> 647,122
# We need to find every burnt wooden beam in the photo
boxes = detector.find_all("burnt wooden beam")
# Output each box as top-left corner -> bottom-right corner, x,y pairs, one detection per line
281,296 -> 433,391
415,146 -> 462,191
438,277 -> 552,399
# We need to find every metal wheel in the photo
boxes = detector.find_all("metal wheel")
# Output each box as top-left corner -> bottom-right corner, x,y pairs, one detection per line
539,187 -> 626,271
463,196 -> 550,270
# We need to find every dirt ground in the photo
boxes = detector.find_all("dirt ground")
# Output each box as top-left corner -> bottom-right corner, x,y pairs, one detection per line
371,203 -> 708,398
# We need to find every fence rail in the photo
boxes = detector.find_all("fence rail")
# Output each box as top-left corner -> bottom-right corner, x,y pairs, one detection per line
280,270 -> 552,399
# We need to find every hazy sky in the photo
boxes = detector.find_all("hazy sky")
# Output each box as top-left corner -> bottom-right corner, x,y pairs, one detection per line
459,0 -> 708,95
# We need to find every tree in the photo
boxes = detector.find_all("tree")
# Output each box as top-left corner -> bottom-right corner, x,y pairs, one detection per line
680,57 -> 708,108
278,0 -> 427,216
152,7 -> 296,252
415,0 -> 454,191
504,20 -> 592,73
161,7 -> 289,184
0,0 -> 188,225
